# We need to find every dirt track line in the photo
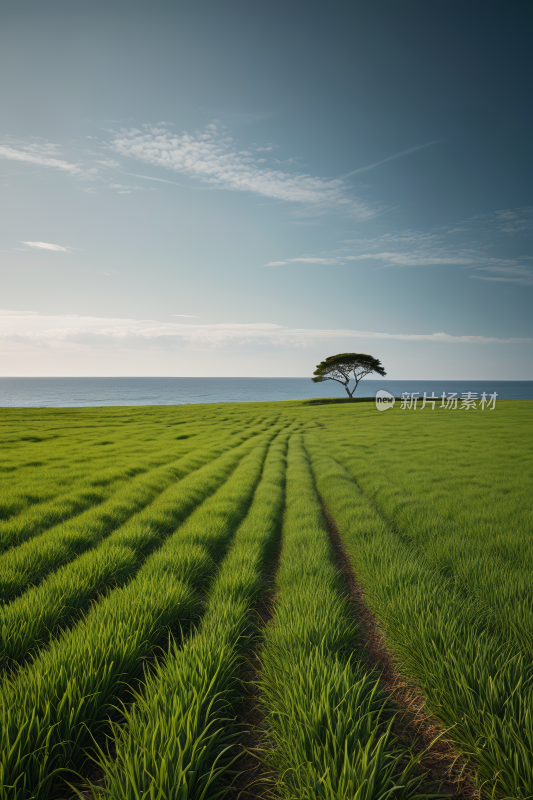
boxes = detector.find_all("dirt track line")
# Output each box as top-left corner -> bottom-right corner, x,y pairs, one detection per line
225,549 -> 281,800
322,505 -> 479,800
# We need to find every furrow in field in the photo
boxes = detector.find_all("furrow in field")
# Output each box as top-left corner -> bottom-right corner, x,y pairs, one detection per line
0,446 -> 186,535
0,433 -> 276,800
85,431 -> 289,799
256,435 -> 441,800
316,413 -> 533,660
0,421 -> 276,603
306,453 -> 476,797
0,461 -> 183,602
0,421 -> 231,529
0,414 -> 221,501
0,433 -> 186,485
227,501 -> 284,800
0,425 -> 285,672
0,477 -> 143,553
305,435 -> 533,800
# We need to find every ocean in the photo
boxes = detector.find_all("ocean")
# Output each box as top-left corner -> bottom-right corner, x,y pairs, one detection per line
0,377 -> 531,407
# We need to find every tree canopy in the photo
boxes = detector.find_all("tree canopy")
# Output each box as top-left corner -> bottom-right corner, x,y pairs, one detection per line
312,353 -> 386,398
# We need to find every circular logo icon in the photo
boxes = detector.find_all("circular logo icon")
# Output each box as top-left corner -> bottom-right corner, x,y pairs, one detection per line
375,389 -> 395,411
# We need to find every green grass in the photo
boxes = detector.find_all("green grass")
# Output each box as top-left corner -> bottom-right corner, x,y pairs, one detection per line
0,425 -> 277,673
0,429 -> 276,799
0,399 -> 530,799
258,434 -> 441,800
0,418 -> 275,602
91,430 -> 290,799
304,401 -> 533,798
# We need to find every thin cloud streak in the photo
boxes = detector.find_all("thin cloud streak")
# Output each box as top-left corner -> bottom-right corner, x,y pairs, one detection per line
118,170 -> 185,186
340,140 -> 440,178
472,275 -> 531,284
0,144 -> 84,176
21,241 -> 70,252
0,313 -> 529,349
266,208 -> 533,283
21,242 -> 69,253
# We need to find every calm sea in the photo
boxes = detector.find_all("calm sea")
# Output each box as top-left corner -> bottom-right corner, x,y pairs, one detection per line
0,378 -> 531,407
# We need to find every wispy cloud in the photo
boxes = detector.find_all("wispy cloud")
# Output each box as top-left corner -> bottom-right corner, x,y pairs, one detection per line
117,170 -> 184,186
472,275 -> 531,284
96,158 -> 121,169
0,310 -> 39,316
272,156 -> 308,167
108,123 -> 377,218
265,256 -> 339,266
3,127 -> 439,220
0,312 -> 529,350
21,241 -> 70,252
267,207 -> 533,284
340,140 -> 440,178
0,142 -> 87,176
0,141 -> 135,186
470,262 -> 533,284
107,182 -> 155,193
345,251 -> 478,266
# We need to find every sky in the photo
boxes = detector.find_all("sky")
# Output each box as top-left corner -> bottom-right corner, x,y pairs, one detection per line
1,0 -> 532,379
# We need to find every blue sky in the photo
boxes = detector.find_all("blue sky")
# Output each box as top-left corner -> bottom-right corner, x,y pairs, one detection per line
1,0 -> 532,378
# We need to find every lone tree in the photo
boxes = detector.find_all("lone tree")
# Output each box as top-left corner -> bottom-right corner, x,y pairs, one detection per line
312,353 -> 386,398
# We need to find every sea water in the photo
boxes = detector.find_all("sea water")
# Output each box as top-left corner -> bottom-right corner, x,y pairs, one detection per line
0,377 -> 531,407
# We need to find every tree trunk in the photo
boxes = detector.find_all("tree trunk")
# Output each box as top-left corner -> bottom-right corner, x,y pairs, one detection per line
347,380 -> 358,399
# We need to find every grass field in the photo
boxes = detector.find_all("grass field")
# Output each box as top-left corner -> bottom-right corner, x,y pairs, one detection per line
0,399 -> 531,799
